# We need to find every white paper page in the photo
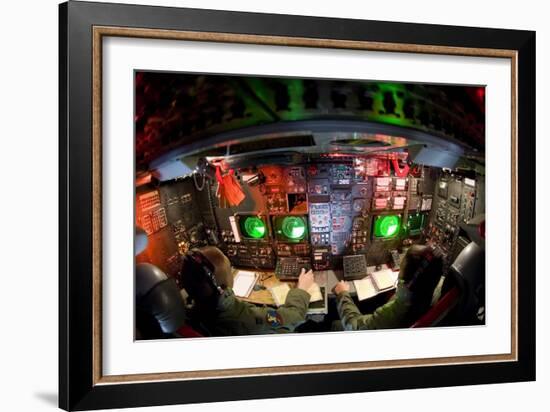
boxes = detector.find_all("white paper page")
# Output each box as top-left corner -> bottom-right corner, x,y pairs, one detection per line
307,283 -> 323,303
270,283 -> 291,306
371,268 -> 399,291
233,270 -> 257,297
354,277 -> 378,301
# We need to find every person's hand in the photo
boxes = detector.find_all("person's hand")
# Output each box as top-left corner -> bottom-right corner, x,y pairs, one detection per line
333,280 -> 350,295
297,268 -> 315,291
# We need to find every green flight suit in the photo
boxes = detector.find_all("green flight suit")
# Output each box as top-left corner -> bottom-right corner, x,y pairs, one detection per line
203,287 -> 310,336
336,280 -> 413,330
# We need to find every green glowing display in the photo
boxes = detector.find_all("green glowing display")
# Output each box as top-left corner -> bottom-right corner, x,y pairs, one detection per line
407,213 -> 425,235
242,216 -> 266,239
281,216 -> 306,240
374,215 -> 401,239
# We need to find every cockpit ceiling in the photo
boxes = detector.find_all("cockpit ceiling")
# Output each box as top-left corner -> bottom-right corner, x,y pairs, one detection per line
136,72 -> 485,170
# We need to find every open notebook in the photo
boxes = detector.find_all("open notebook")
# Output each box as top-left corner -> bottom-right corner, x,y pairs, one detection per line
270,282 -> 327,314
270,283 -> 322,305
232,270 -> 259,298
353,268 -> 399,301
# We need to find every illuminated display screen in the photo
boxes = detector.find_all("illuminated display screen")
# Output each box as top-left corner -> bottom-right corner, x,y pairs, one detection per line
373,215 -> 401,239
238,215 -> 267,239
273,215 -> 308,242
407,212 -> 426,235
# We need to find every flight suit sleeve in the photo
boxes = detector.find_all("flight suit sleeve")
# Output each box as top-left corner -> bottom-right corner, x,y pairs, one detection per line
336,285 -> 412,330
275,288 -> 311,326
230,288 -> 310,333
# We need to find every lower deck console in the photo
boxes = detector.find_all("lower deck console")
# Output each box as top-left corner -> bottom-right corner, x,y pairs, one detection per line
343,255 -> 369,280
275,257 -> 312,280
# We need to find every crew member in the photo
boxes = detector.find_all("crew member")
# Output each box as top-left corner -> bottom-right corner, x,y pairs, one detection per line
180,246 -> 314,336
333,245 -> 443,330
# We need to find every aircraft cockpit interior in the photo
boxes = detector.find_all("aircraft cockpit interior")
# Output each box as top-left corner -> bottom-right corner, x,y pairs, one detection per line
134,72 -> 486,339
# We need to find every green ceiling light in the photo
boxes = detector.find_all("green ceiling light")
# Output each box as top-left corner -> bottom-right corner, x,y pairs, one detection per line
281,216 -> 306,240
374,215 -> 401,239
243,216 -> 266,239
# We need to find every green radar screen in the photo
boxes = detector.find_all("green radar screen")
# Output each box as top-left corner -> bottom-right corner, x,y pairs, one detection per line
273,216 -> 308,242
407,212 -> 426,236
373,215 -> 401,239
239,215 -> 267,239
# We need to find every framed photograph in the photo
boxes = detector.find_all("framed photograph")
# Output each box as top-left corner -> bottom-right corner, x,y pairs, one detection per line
59,1 -> 535,410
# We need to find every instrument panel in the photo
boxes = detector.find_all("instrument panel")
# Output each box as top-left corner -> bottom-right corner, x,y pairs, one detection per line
208,158 -> 444,270
425,173 -> 483,263
139,155 -> 483,275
